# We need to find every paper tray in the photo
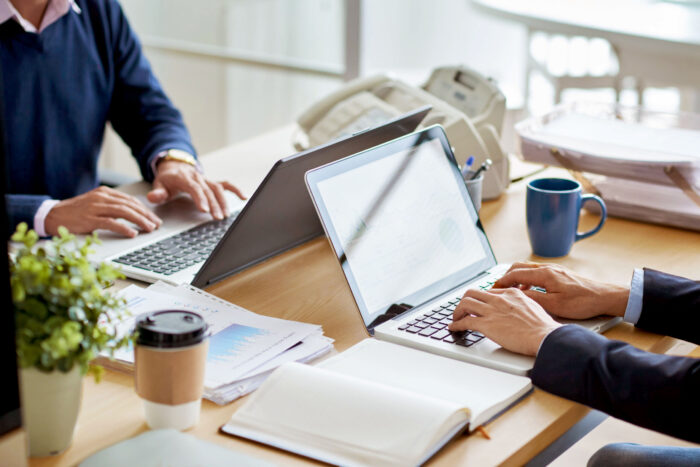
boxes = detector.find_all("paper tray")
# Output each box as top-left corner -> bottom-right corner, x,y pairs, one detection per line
516,103 -> 700,231
582,175 -> 700,232
515,102 -> 700,187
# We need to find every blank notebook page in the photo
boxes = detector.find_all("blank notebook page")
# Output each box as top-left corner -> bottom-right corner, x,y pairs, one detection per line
227,362 -> 467,466
319,339 -> 532,428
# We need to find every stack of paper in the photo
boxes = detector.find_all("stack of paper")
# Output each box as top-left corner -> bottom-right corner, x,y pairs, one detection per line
586,174 -> 700,231
517,109 -> 700,186
102,282 -> 334,404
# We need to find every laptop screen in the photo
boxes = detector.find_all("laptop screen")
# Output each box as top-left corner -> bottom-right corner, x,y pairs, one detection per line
306,126 -> 496,331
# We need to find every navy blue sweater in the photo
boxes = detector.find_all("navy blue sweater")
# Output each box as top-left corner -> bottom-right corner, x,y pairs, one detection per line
0,0 -> 195,230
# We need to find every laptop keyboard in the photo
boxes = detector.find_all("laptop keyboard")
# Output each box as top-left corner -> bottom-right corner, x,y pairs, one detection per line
397,278 -> 497,347
113,213 -> 238,276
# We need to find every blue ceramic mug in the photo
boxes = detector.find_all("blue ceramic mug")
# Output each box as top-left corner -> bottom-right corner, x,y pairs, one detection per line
526,178 -> 607,257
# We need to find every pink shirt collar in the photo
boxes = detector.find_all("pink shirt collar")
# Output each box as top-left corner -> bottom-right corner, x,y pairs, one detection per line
0,0 -> 81,34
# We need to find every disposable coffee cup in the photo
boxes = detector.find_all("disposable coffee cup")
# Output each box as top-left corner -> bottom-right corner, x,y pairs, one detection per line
463,171 -> 484,212
134,310 -> 209,431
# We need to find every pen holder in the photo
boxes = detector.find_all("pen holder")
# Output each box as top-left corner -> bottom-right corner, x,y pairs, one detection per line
463,171 -> 484,213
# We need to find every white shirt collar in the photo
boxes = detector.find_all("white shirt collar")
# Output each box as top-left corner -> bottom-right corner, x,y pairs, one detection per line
0,0 -> 81,34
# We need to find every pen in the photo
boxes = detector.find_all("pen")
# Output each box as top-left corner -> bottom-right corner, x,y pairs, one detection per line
470,159 -> 492,180
461,155 -> 475,176
477,425 -> 491,440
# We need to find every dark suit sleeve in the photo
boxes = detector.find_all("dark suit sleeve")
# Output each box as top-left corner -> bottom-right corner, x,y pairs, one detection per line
100,0 -> 196,182
531,325 -> 700,443
635,269 -> 700,345
4,194 -> 50,233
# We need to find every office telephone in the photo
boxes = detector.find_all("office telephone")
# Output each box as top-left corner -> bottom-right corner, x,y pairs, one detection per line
295,66 -> 509,199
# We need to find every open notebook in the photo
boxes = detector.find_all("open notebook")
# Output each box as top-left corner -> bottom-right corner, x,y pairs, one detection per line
222,339 -> 532,466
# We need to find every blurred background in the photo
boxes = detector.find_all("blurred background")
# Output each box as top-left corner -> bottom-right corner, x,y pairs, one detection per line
100,0 -> 693,178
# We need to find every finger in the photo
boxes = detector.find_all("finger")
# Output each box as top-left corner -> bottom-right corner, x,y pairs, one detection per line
463,288 -> 498,303
146,179 -> 171,206
197,175 -> 223,220
521,288 -> 551,306
494,267 -> 552,289
453,297 -> 488,321
95,218 -> 138,238
114,193 -> 162,226
179,177 -> 210,213
494,262 -> 542,287
509,261 -> 542,270
208,181 -> 229,217
221,181 -> 246,200
449,315 -> 480,332
95,204 -> 157,232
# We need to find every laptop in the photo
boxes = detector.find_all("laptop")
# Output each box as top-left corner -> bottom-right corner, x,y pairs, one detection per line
90,106 -> 431,287
305,125 -> 621,375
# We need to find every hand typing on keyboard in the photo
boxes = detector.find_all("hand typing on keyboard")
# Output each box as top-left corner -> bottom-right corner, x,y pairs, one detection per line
448,287 -> 562,357
492,262 -> 630,320
45,186 -> 163,238
147,159 -> 246,221
448,262 -> 632,356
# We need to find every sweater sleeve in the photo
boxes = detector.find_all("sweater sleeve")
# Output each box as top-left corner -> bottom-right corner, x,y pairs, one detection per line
101,0 -> 197,182
531,325 -> 700,443
5,194 -> 51,235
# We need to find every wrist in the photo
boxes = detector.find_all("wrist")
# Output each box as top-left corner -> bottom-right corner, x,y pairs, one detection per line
43,201 -> 66,237
155,159 -> 196,174
603,285 -> 630,317
154,150 -> 201,175
531,323 -> 563,357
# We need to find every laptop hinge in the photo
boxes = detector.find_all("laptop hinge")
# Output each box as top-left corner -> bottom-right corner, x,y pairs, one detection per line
382,270 -> 493,325
367,303 -> 413,334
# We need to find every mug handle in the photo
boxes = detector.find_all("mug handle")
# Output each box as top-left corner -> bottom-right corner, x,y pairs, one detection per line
575,194 -> 607,241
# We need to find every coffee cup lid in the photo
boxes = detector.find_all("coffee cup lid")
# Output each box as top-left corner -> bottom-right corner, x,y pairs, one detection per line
135,310 -> 208,348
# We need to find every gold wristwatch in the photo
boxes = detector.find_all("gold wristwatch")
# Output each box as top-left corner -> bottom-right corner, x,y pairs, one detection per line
158,149 -> 197,167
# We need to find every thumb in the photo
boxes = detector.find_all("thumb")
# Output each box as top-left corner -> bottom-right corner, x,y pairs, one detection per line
147,179 -> 170,204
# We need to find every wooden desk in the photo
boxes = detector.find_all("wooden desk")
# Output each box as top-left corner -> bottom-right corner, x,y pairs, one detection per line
19,126 -> 700,466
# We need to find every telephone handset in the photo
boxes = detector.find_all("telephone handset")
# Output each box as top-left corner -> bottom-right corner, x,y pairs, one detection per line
295,66 -> 509,199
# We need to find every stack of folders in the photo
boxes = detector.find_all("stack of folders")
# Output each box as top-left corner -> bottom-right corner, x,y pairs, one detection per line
516,103 -> 700,231
100,282 -> 333,405
221,339 -> 532,466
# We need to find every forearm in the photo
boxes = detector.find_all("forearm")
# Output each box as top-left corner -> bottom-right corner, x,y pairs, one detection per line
531,325 -> 700,443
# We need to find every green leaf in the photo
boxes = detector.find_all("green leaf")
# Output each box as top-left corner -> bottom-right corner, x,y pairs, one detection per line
12,225 -> 131,380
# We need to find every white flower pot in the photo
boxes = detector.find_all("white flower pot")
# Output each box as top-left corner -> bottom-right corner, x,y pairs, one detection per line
19,366 -> 83,457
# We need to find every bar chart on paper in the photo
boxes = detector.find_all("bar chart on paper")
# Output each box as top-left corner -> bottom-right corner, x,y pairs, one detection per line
206,324 -> 289,381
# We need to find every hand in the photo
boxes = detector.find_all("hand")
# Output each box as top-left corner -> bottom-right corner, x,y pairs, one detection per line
448,288 -> 562,356
147,160 -> 245,220
493,262 -> 629,319
44,186 -> 162,238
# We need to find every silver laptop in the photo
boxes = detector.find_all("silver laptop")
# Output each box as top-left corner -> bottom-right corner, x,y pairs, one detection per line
305,126 -> 621,375
89,107 -> 431,286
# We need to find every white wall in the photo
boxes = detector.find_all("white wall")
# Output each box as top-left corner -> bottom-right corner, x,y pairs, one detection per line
360,0 -> 526,101
100,0 -> 527,178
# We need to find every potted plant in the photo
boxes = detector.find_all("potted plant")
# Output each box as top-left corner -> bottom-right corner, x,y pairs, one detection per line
10,223 -> 129,457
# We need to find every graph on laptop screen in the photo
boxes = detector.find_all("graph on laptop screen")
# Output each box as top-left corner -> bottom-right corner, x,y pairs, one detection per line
314,130 -> 492,326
